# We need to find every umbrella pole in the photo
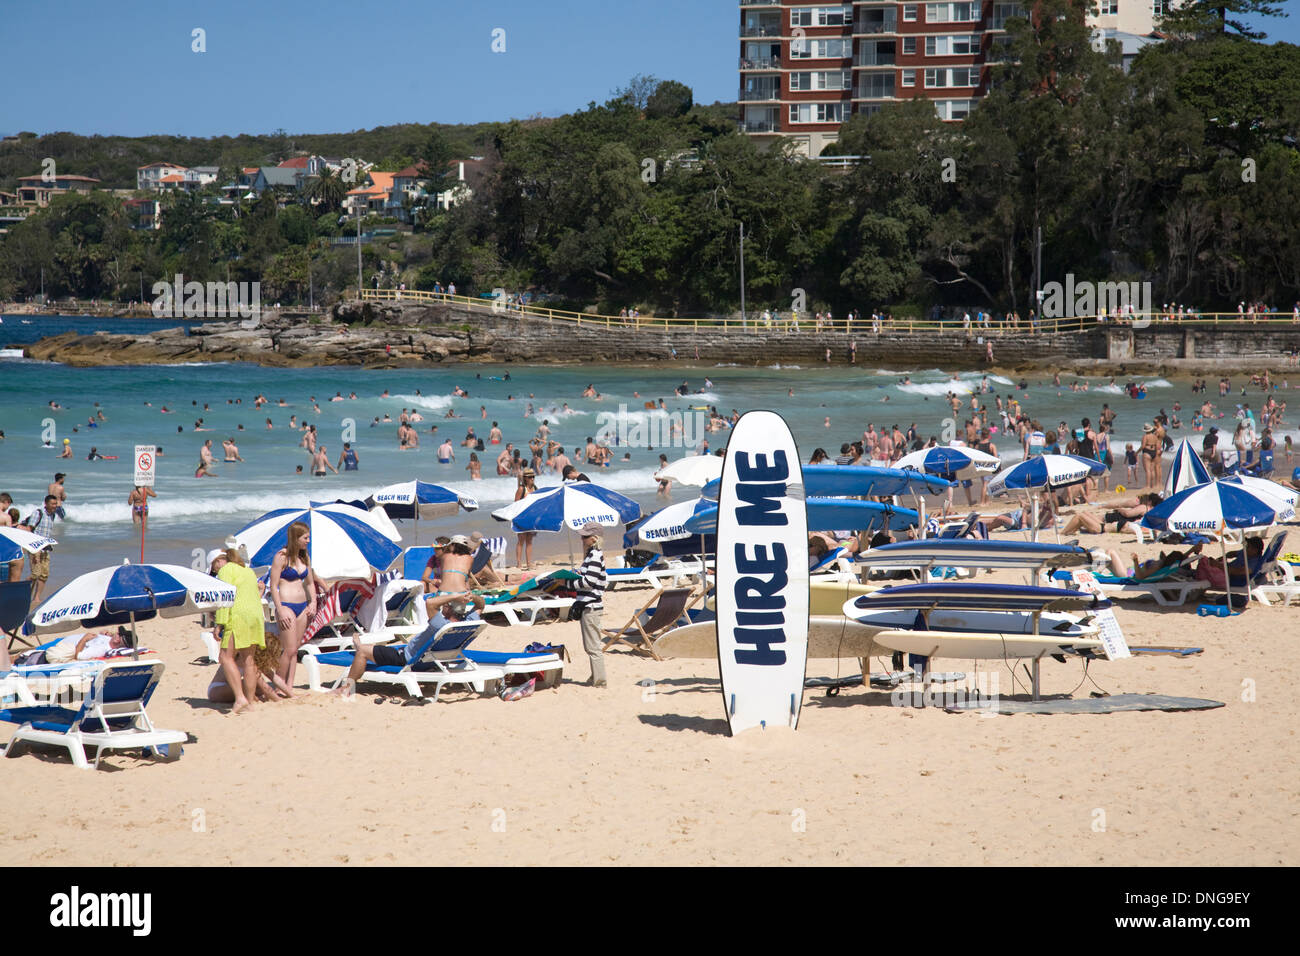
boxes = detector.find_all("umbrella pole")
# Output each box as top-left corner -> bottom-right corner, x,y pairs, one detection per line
918,496 -> 927,539
1222,533 -> 1232,611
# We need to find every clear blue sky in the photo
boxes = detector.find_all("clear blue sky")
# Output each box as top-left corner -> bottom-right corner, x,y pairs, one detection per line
0,0 -> 1294,137
0,0 -> 737,137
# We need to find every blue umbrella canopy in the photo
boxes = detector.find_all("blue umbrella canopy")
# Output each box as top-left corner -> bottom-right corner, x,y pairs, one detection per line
985,454 -> 1105,496
233,503 -> 401,579
367,480 -> 478,519
1142,479 -> 1286,534
25,562 -> 235,633
624,498 -> 716,555
491,482 -> 641,533
894,445 -> 1001,481
1164,439 -> 1212,496
0,527 -> 56,564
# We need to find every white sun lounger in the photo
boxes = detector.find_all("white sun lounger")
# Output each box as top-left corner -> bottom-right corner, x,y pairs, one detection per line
1,660 -> 186,770
482,594 -> 576,627
301,620 -> 505,700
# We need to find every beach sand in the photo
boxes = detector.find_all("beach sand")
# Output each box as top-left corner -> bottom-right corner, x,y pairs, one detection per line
3,524 -> 1298,867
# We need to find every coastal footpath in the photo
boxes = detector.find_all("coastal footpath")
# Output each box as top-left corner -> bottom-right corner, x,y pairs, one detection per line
20,300 -> 1300,373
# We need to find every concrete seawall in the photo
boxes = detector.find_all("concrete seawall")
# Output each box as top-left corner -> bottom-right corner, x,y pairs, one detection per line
21,299 -> 1300,373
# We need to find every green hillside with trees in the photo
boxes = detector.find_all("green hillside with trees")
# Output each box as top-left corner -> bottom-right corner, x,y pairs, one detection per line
2,1 -> 1297,317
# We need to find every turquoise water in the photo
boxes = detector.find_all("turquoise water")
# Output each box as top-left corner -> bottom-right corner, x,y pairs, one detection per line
2,320 -> 1283,592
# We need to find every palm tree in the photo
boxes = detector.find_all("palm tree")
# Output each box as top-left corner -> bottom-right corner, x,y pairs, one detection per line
305,167 -> 348,214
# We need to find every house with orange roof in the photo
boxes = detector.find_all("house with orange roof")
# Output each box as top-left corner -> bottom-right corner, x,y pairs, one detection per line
344,170 -> 400,218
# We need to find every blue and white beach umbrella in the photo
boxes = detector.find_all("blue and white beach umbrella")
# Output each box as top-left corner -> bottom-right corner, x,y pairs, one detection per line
1164,438 -> 1212,496
984,453 -> 1104,497
25,562 -> 235,635
0,527 -> 56,564
491,483 -> 642,534
894,445 -> 1001,481
233,503 -> 402,579
627,498 -> 717,555
1142,480 -> 1289,535
367,480 -> 478,544
1219,474 -> 1297,518
368,480 -> 478,519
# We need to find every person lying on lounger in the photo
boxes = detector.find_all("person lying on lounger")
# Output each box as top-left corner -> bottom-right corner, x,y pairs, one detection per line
1098,549 -> 1190,580
330,592 -> 485,693
1061,493 -> 1162,535
981,498 -> 1055,534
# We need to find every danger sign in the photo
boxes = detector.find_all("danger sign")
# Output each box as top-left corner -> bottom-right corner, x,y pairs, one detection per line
134,445 -> 156,486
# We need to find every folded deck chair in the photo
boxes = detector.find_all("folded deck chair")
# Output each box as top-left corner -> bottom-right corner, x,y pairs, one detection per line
1055,563 -> 1207,607
602,586 -> 700,660
1,660 -> 185,770
0,580 -> 35,650
301,620 -> 505,701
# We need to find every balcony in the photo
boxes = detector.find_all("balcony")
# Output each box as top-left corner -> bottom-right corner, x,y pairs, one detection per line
739,119 -> 780,133
855,49 -> 896,66
740,86 -> 782,101
855,16 -> 898,35
854,79 -> 897,100
739,56 -> 780,70
739,0 -> 781,5
741,24 -> 782,38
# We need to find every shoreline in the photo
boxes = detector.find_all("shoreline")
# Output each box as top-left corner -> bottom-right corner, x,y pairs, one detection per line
14,309 -> 1300,376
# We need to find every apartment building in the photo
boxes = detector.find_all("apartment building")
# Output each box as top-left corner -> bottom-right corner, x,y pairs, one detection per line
740,1 -> 1163,156
136,162 -> 220,192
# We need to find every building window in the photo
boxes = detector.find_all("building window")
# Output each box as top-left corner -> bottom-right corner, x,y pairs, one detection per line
902,37 -> 916,54
925,34 -> 980,56
790,5 -> 852,27
1152,0 -> 1167,17
935,99 -> 975,121
926,67 -> 980,88
790,70 -> 851,91
902,4 -> 918,21
1099,0 -> 1118,13
925,2 -> 977,23
791,37 -> 851,59
901,69 -> 916,87
789,102 -> 845,123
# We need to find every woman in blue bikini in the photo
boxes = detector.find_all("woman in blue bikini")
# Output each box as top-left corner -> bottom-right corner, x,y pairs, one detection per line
271,521 -> 320,692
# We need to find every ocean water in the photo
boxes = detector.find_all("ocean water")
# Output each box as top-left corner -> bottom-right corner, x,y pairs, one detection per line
1,316 -> 1293,591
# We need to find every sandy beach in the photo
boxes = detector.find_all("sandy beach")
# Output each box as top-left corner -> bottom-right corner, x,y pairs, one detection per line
4,518 -> 1297,868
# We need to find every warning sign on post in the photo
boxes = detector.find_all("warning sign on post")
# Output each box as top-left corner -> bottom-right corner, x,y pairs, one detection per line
134,445 -> 156,486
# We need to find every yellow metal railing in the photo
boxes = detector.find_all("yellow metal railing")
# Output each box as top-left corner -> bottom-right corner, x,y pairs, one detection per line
356,290 -> 1300,336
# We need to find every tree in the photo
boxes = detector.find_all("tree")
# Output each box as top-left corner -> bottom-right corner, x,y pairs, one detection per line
647,80 -> 694,119
1157,0 -> 1287,40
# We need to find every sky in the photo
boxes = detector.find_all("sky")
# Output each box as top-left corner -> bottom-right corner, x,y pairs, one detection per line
0,0 -> 1295,138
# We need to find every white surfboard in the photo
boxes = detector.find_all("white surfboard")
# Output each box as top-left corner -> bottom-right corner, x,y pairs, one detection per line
868,629 -> 1105,660
655,617 -> 881,661
716,410 -> 809,734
